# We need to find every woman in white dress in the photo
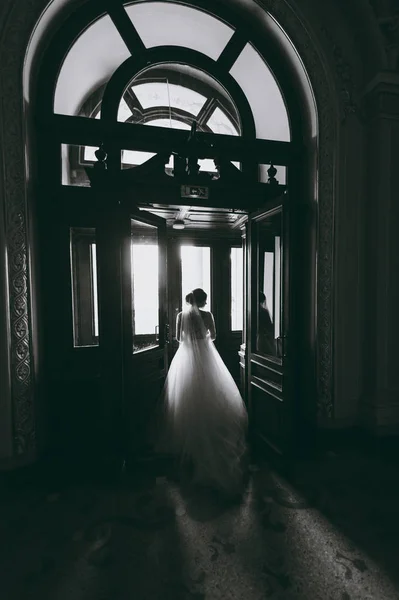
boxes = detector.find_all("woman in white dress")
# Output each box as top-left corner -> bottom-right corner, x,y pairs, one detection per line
158,288 -> 248,495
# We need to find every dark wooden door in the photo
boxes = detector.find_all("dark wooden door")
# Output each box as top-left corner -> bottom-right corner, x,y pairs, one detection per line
97,202 -> 168,467
246,192 -> 295,456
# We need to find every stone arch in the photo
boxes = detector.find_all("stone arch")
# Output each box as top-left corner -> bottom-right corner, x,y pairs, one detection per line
0,0 -> 373,463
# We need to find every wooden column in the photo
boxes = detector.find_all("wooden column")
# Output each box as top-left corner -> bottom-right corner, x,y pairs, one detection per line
361,73 -> 399,434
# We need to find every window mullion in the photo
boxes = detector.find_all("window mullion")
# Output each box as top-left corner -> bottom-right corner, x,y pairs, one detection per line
106,2 -> 146,56
197,98 -> 217,128
217,31 -> 247,71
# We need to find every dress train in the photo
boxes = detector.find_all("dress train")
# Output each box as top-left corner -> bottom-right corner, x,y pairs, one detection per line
157,333 -> 248,494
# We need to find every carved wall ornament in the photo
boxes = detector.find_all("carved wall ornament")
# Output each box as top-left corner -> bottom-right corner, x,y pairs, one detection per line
258,0 -> 337,416
0,0 -> 338,462
0,0 -> 49,456
378,11 -> 399,70
321,26 -> 359,122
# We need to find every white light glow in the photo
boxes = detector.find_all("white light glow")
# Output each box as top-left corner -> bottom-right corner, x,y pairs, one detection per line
274,236 -> 281,339
263,252 -> 274,316
125,2 -> 234,61
230,43 -> 290,141
83,145 -> 98,162
231,247 -> 244,331
207,106 -> 239,136
146,119 -> 191,130
122,149 -> 156,166
117,97 -> 132,122
90,243 -> 99,337
133,82 -> 206,116
181,246 -> 211,311
131,244 -> 159,336
54,15 -> 130,116
259,164 -> 287,184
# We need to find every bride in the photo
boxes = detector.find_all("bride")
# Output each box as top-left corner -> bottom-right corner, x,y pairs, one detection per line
158,288 -> 248,495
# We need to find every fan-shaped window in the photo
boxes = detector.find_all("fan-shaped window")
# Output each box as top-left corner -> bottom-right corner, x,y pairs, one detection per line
54,0 -> 294,181
124,2 -> 234,60
207,107 -> 238,136
54,15 -> 130,117
132,82 -> 206,116
230,43 -> 290,141
111,70 -> 241,137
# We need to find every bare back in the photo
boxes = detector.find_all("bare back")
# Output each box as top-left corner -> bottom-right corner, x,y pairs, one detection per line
176,309 -> 216,342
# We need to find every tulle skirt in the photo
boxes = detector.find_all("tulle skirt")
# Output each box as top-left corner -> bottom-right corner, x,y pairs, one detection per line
156,338 -> 248,494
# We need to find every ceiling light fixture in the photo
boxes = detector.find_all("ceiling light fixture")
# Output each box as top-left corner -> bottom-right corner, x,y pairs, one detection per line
173,219 -> 185,230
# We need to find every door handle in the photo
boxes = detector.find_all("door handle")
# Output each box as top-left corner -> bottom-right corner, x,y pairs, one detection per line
155,325 -> 159,342
164,323 -> 170,344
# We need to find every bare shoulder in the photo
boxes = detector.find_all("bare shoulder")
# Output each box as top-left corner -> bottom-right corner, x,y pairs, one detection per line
201,311 -> 215,325
201,310 -> 212,319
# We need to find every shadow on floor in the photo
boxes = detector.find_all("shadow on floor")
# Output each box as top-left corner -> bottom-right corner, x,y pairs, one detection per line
1,438 -> 399,599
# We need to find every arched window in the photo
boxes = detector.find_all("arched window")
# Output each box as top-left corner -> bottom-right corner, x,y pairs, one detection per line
52,2 -> 291,167
78,62 -> 242,173
38,0 -> 305,189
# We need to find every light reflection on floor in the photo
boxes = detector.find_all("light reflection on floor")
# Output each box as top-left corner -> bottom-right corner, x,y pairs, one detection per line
1,454 -> 399,600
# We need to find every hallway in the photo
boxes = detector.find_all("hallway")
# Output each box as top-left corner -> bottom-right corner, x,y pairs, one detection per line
2,442 -> 399,600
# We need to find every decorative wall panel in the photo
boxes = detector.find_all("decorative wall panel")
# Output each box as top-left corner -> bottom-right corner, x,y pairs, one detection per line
259,0 -> 338,417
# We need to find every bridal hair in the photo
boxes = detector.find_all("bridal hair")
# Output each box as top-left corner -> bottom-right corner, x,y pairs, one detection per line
185,288 -> 207,308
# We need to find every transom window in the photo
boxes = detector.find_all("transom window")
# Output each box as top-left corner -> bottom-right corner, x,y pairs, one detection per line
54,1 -> 290,148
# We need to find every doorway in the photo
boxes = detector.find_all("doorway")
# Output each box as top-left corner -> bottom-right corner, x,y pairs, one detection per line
94,199 -> 248,462
39,149 -> 315,469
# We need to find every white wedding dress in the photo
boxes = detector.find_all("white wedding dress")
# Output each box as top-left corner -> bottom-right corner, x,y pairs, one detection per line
158,304 -> 248,494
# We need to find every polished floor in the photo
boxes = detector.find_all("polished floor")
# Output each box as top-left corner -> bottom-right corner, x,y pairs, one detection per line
1,439 -> 399,600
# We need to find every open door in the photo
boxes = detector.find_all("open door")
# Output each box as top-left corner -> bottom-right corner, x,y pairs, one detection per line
247,192 -> 295,456
96,201 -> 168,468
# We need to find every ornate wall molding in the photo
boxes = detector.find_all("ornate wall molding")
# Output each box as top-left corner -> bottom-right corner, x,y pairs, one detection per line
378,10 -> 399,71
320,27 -> 359,122
257,0 -> 338,417
0,0 -> 50,456
0,0 -> 339,462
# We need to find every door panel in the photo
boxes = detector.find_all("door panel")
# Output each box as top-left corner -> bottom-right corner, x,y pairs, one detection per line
123,209 -> 168,459
97,204 -> 168,464
247,193 -> 294,455
41,203 -> 103,460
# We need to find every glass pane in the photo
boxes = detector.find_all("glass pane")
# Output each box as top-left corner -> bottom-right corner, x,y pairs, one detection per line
146,118 -> 191,130
231,247 -> 244,330
130,63 -> 241,124
255,210 -> 282,359
181,246 -> 211,311
131,220 -> 159,353
199,158 -> 217,173
125,2 -> 234,60
132,82 -> 206,115
259,164 -> 287,185
230,43 -> 290,141
117,98 -> 132,122
207,107 -> 239,136
61,144 -> 94,187
120,148 -> 220,175
70,228 -> 99,347
122,149 -> 156,169
54,15 -> 130,117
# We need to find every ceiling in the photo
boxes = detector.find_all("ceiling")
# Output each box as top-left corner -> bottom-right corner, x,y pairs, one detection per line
139,203 -> 248,231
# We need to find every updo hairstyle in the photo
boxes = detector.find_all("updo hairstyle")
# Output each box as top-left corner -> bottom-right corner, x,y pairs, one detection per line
185,288 -> 207,308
